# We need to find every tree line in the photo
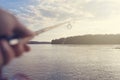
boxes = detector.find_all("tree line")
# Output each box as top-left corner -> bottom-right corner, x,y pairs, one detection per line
51,34 -> 120,44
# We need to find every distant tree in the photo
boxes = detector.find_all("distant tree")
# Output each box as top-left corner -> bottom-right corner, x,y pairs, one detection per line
51,34 -> 120,44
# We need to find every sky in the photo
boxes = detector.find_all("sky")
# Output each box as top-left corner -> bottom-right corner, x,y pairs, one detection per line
0,0 -> 120,41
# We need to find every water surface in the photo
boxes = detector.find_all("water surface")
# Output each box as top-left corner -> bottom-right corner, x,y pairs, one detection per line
3,44 -> 120,80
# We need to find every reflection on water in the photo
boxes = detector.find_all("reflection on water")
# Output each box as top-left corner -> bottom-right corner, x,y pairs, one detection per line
3,45 -> 120,80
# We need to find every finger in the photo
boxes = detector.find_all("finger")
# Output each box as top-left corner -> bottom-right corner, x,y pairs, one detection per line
24,44 -> 31,52
13,22 -> 34,38
12,43 -> 25,57
0,40 -> 15,65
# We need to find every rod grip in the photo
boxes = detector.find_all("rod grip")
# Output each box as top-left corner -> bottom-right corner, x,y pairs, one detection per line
0,35 -> 19,45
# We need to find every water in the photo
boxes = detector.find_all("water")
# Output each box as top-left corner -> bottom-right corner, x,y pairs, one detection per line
3,44 -> 120,80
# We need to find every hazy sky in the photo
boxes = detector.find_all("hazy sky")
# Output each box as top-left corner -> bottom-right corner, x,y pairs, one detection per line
0,0 -> 120,41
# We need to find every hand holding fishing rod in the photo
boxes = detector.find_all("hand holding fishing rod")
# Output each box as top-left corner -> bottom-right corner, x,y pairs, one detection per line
0,8 -> 68,66
0,8 -> 70,79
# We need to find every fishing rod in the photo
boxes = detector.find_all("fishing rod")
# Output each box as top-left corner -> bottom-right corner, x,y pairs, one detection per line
0,21 -> 71,79
9,21 -> 71,45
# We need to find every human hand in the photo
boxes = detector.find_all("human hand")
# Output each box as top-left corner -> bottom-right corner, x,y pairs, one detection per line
0,8 -> 34,66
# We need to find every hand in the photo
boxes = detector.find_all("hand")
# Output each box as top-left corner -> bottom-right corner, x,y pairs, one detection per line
0,9 -> 34,66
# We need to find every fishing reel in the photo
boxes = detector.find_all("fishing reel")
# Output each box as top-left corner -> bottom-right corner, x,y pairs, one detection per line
67,22 -> 72,29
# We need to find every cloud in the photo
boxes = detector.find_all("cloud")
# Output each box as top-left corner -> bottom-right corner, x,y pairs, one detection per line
0,0 -> 120,30
84,0 -> 120,19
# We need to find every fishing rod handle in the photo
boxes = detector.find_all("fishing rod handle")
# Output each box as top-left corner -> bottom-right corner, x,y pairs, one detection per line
0,35 -> 34,45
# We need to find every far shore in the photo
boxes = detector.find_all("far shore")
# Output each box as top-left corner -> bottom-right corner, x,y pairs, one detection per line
28,41 -> 51,44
